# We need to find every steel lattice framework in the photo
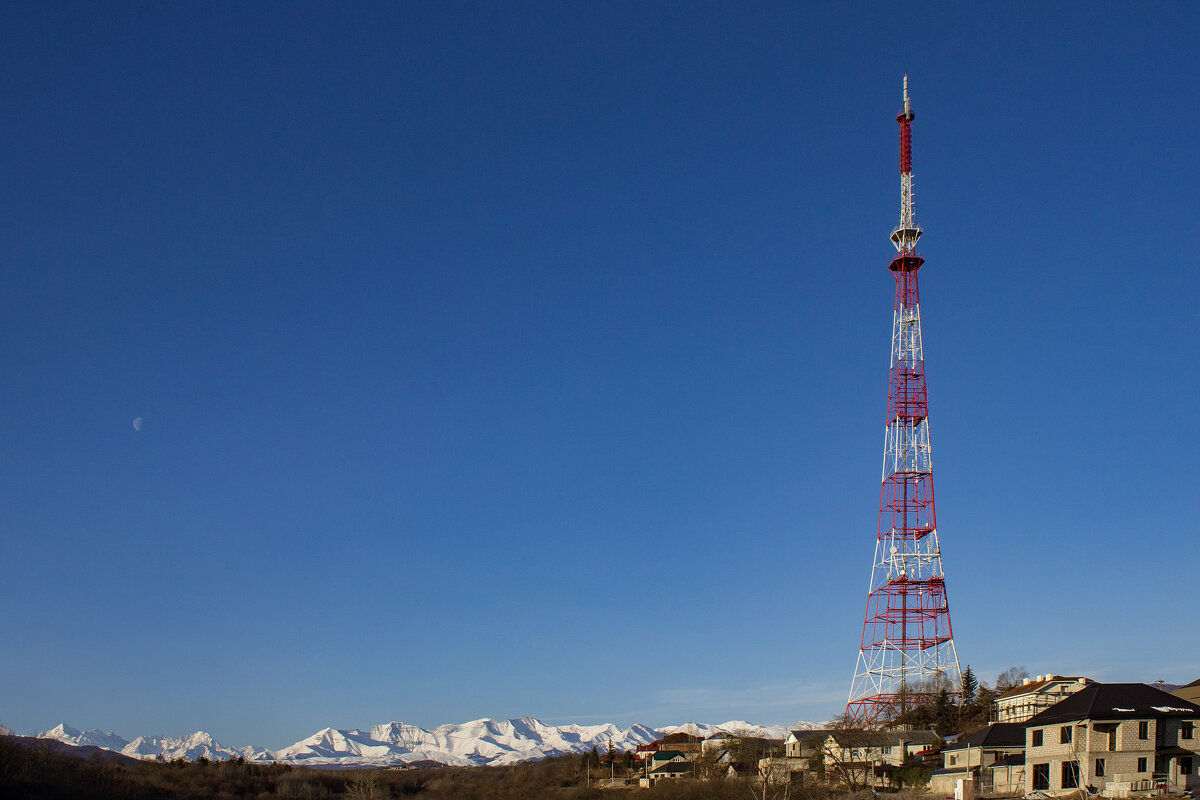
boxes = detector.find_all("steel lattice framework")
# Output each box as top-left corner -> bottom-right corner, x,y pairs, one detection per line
846,77 -> 960,727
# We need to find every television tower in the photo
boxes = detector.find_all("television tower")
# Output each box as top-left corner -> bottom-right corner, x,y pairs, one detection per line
846,77 -> 960,727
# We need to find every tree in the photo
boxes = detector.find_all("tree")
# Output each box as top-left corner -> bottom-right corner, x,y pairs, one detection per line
970,684 -> 998,727
894,754 -> 934,789
960,665 -> 978,707
753,757 -> 794,800
344,771 -> 384,800
933,688 -> 956,735
996,666 -> 1029,692
959,665 -> 980,728
822,713 -> 874,790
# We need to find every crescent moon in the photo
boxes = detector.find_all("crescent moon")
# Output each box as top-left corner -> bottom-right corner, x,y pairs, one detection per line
132,417 -> 143,431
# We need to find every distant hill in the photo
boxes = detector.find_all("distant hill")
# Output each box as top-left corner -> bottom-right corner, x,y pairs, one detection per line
6,735 -> 142,765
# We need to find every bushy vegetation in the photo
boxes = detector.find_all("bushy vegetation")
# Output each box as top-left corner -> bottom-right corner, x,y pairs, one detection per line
0,735 -> 937,800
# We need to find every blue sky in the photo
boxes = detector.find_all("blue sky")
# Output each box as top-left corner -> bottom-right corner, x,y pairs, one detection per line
1,1 -> 1197,748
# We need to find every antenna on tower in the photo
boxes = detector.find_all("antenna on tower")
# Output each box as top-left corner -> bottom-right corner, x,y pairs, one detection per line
890,75 -> 921,254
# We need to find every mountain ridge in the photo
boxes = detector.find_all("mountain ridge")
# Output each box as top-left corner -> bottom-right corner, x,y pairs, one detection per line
37,717 -> 824,767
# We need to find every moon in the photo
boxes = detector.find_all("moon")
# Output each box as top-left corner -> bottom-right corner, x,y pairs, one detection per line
132,417 -> 143,432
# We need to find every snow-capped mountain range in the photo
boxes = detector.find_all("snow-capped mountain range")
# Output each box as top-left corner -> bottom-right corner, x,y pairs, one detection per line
37,718 -> 823,767
38,724 -> 258,762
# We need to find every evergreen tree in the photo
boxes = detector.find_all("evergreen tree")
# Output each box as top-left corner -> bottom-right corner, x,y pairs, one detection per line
961,665 -> 979,707
972,684 -> 998,727
933,688 -> 956,735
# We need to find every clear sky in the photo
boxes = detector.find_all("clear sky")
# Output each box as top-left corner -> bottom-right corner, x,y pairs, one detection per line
1,1 -> 1197,749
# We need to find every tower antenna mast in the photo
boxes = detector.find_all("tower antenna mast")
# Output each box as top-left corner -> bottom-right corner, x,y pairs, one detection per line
846,77 -> 961,727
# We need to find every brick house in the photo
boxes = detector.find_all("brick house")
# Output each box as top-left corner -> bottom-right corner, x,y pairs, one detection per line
1023,683 -> 1200,796
994,675 -> 1093,724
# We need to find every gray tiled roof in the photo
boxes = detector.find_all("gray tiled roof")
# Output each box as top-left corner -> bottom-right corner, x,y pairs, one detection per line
944,723 -> 1025,750
1026,683 -> 1200,726
650,761 -> 692,775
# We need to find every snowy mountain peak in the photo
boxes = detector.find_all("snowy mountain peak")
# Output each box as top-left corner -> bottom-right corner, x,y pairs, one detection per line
39,723 -> 130,752
42,723 -> 80,738
118,731 -> 257,762
38,717 -> 821,767
659,720 -> 790,739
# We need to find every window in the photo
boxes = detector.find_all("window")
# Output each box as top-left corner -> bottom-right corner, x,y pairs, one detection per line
1095,759 -> 1105,777
1032,729 -> 1044,747
1033,763 -> 1050,790
1183,721 -> 1194,740
1107,729 -> 1117,751
1062,761 -> 1080,789
1138,721 -> 1149,740
1061,726 -> 1073,744
1137,757 -> 1147,773
1181,757 -> 1193,776
949,755 -> 957,766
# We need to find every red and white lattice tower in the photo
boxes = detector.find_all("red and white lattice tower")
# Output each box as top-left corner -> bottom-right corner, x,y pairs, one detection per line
846,77 -> 960,727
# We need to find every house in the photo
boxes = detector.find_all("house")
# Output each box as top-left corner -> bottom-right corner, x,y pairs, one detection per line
984,752 -> 1026,797
634,742 -> 658,761
784,729 -> 836,759
702,731 -> 736,753
758,755 -> 808,785
1022,682 -> 1200,797
994,674 -> 1093,724
647,760 -> 692,780
657,731 -> 703,755
761,730 -> 837,785
649,750 -> 689,770
1173,679 -> 1200,707
823,729 -> 939,788
929,723 -> 1025,797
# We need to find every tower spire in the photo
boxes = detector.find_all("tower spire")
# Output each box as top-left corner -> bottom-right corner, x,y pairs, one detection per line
890,75 -> 921,254
846,78 -> 960,728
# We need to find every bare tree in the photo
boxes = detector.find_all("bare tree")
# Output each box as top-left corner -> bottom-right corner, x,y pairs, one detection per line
344,771 -> 385,800
747,758 -> 793,800
996,666 -> 1030,692
821,715 -> 877,791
